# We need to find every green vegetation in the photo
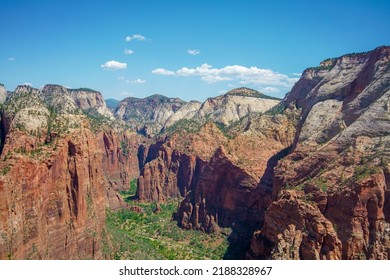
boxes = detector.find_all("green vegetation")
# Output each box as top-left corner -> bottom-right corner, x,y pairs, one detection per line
315,177 -> 328,192
215,122 -> 233,139
105,199 -> 229,260
83,108 -> 112,131
162,118 -> 204,135
120,140 -> 130,158
146,94 -> 172,103
226,87 -> 282,100
307,64 -> 335,71
119,179 -> 138,202
1,165 -> 10,175
353,164 -> 378,182
46,105 -> 57,144
264,103 -> 286,115
74,87 -> 97,92
285,182 -> 304,191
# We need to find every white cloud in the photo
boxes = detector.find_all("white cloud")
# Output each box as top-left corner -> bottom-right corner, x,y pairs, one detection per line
124,49 -> 134,55
23,82 -> 33,86
101,60 -> 127,70
152,63 -> 299,90
131,78 -> 146,84
151,68 -> 175,76
291,72 -> 302,76
261,87 -> 280,93
187,49 -> 200,55
125,34 -> 146,42
8,57 -> 16,61
117,76 -> 125,80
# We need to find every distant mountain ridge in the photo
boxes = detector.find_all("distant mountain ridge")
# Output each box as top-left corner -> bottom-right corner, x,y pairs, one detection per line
113,87 -> 280,136
105,98 -> 120,111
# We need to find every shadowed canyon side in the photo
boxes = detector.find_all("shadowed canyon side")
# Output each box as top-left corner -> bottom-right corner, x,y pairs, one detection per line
98,130 -> 145,210
247,46 -> 390,260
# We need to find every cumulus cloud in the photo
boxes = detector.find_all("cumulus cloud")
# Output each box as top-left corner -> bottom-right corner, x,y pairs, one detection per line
261,87 -> 280,93
101,60 -> 127,70
151,63 -> 299,91
124,49 -> 134,55
151,68 -> 175,76
187,49 -> 200,55
125,34 -> 146,42
8,57 -> 16,61
131,78 -> 146,84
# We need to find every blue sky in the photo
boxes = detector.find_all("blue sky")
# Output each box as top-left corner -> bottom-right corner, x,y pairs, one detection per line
1,0 -> 389,101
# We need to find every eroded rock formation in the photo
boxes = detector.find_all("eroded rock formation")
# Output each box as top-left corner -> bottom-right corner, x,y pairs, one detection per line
248,46 -> 390,260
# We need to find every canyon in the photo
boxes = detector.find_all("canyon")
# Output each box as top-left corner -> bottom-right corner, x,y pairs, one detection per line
0,46 -> 389,259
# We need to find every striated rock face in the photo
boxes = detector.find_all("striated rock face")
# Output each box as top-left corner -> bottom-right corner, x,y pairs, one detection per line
195,88 -> 280,126
69,88 -> 113,118
0,84 -> 121,259
249,46 -> 390,259
40,84 -> 113,118
138,147 -> 203,202
115,88 -> 280,136
99,130 -> 144,210
176,147 -> 265,232
247,190 -> 342,260
115,94 -> 188,136
137,123 -> 226,202
0,129 -> 107,259
163,101 -> 202,128
0,84 -> 7,103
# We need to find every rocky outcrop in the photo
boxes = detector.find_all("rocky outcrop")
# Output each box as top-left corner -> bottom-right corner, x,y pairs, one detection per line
163,101 -> 201,128
176,147 -> 267,232
69,88 -> 113,118
137,123 -> 227,202
99,130 -> 145,209
138,148 -> 204,202
40,84 -> 113,118
195,88 -> 280,126
0,84 -> 7,103
0,128 -> 107,259
114,88 -> 280,136
115,94 -> 187,136
0,84 -> 117,259
247,190 -> 342,260
249,46 -> 390,259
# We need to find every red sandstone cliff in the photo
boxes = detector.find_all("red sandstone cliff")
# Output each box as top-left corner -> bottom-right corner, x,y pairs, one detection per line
0,129 -> 107,259
98,130 -> 145,210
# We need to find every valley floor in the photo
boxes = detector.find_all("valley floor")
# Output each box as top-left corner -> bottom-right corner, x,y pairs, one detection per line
104,192 -> 231,260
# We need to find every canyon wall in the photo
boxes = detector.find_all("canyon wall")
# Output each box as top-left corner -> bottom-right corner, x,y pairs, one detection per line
248,46 -> 390,260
